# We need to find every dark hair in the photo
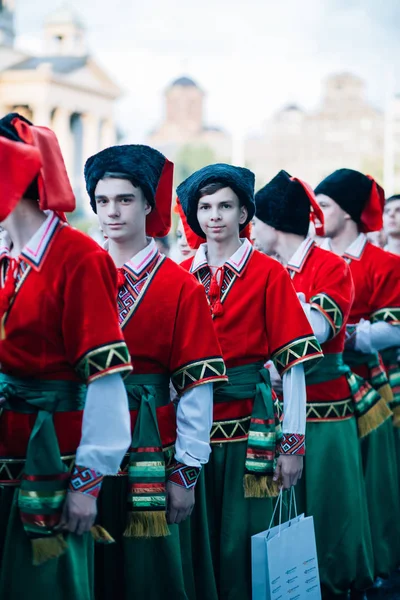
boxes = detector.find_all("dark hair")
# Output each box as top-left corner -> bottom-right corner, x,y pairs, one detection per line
199,182 -> 227,197
155,236 -> 170,251
24,177 -> 39,201
198,181 -> 245,207
101,171 -> 153,208
386,194 -> 400,203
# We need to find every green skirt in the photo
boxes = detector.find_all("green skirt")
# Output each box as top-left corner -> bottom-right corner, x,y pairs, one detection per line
0,486 -> 94,600
181,440 -> 274,600
295,417 -> 374,596
360,419 -> 400,577
95,476 -> 190,600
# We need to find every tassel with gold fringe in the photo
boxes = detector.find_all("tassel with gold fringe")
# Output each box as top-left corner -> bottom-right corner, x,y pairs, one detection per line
243,474 -> 281,498
392,405 -> 400,428
90,524 -> 115,544
32,534 -> 68,566
377,383 -> 394,405
123,511 -> 170,538
357,397 -> 393,438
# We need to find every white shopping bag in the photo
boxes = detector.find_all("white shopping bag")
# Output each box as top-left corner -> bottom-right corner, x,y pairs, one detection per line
252,489 -> 321,600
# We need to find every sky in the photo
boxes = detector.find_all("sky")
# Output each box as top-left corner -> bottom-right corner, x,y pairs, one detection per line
13,0 -> 400,142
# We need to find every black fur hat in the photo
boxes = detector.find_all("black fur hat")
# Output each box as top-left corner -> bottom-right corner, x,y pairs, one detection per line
176,163 -> 255,237
314,168 -> 373,224
255,170 -> 314,236
84,144 -> 174,237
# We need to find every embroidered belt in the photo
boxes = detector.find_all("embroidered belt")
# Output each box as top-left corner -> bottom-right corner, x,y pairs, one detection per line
0,373 -> 86,563
380,348 -> 400,427
213,363 -> 283,498
307,353 -> 392,436
344,349 -> 393,403
306,399 -> 354,421
122,373 -> 174,538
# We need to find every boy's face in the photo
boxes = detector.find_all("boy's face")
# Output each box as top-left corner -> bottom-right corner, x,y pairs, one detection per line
251,216 -> 278,255
315,193 -> 349,238
383,199 -> 400,237
196,187 -> 247,243
94,178 -> 151,243
176,218 -> 196,259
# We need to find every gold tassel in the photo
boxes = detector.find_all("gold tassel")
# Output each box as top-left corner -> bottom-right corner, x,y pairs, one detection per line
32,534 -> 68,566
392,405 -> 400,429
378,383 -> 394,404
243,474 -> 280,498
90,525 -> 115,544
357,397 -> 393,438
123,511 -> 170,538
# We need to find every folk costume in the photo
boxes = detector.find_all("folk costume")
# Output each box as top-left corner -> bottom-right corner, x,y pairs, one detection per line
178,163 -> 323,600
317,168 -> 400,578
0,114 -> 132,600
255,170 -> 374,597
85,145 -> 227,600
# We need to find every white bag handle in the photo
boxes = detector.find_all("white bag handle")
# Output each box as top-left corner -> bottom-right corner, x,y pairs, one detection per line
288,486 -> 298,521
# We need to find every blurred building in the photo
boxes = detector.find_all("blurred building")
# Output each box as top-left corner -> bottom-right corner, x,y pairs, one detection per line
0,2 -> 121,210
245,73 -> 384,187
147,76 -> 231,163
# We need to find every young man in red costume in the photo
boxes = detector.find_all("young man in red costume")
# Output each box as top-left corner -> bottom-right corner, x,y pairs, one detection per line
176,163 -> 323,600
0,113 -> 132,599
315,168 -> 400,581
252,170 -> 376,599
84,145 -> 227,600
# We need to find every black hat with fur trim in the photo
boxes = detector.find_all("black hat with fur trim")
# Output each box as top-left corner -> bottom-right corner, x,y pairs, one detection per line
314,168 -> 374,224
84,144 -> 174,237
255,170 -> 324,236
176,163 -> 255,237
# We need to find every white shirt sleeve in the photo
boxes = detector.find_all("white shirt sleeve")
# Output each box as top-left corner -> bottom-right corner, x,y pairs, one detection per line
355,320 -> 400,354
76,373 -> 131,475
174,382 -> 213,468
297,296 -> 331,344
282,364 -> 306,436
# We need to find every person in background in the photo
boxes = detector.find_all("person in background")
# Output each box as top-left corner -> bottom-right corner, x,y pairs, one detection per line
84,144 -> 227,600
0,113 -> 132,600
177,163 -> 323,600
383,194 -> 400,255
315,168 -> 400,583
253,169 -> 374,600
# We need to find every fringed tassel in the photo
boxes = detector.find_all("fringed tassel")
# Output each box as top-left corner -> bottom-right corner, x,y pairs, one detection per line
31,534 -> 68,566
357,397 -> 393,438
123,511 -> 170,538
90,525 -> 115,545
378,383 -> 394,404
243,474 -> 280,498
211,299 -> 224,318
392,405 -> 400,429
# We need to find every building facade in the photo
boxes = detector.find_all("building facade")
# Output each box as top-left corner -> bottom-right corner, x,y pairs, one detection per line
0,2 -> 121,211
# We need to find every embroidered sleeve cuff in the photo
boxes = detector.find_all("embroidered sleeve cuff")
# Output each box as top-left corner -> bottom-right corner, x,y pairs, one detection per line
171,357 -> 227,395
371,308 -> 400,326
272,335 -> 323,376
68,465 -> 104,498
310,293 -> 344,340
168,462 -> 201,489
75,341 -> 132,383
278,433 -> 305,456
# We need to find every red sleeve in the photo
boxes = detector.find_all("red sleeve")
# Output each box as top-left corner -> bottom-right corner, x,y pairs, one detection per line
169,276 -> 227,394
370,251 -> 400,325
62,248 -> 132,383
309,254 -> 354,339
266,264 -> 323,375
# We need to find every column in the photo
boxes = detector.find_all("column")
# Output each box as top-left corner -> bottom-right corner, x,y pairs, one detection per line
32,104 -> 51,128
100,118 -> 117,149
51,107 -> 73,178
